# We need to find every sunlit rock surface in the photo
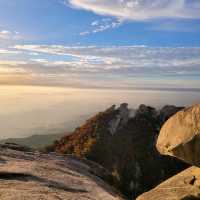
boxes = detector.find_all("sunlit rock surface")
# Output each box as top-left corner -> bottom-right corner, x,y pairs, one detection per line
138,103 -> 200,200
157,103 -> 200,166
0,145 -> 124,200
136,166 -> 200,200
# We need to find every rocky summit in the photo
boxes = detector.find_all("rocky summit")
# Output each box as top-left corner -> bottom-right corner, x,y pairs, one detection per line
2,103 -> 198,200
157,103 -> 200,167
137,102 -> 200,200
0,144 -> 124,200
46,103 -> 187,198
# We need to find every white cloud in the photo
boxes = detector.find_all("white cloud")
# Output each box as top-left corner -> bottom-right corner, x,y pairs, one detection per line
30,59 -> 49,63
0,49 -> 22,54
0,66 -> 26,74
79,31 -> 90,36
0,60 -> 27,66
28,52 -> 40,56
67,0 -> 200,20
0,30 -> 21,40
1,45 -> 199,88
91,20 -> 99,26
80,18 -> 122,35
13,45 -> 200,76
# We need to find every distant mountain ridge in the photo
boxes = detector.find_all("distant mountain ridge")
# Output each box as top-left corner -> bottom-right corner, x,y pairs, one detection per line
0,133 -> 66,149
46,103 -> 187,198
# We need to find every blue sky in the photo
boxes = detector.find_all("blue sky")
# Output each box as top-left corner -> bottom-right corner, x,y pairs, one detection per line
1,0 -> 200,46
0,0 -> 200,89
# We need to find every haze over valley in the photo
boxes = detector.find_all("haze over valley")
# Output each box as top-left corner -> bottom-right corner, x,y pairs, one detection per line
1,85 -> 200,140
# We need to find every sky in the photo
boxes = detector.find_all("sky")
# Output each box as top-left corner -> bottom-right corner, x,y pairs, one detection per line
0,0 -> 200,89
0,0 -> 200,139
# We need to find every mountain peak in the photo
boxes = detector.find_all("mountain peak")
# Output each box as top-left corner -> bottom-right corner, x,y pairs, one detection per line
46,103 -> 188,198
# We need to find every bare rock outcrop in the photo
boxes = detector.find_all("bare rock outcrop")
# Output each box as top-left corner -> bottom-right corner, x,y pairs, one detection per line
137,166 -> 200,200
137,103 -> 200,200
109,103 -> 130,135
157,103 -> 200,166
159,105 -> 185,123
47,103 -> 187,198
0,145 -> 124,200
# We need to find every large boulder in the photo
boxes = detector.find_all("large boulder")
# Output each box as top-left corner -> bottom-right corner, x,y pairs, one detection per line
136,166 -> 200,200
156,103 -> 200,166
0,146 -> 124,200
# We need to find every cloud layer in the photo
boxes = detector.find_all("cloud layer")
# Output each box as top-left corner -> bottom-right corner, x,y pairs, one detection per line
0,30 -> 21,40
0,45 -> 199,88
13,45 -> 200,75
67,0 -> 200,20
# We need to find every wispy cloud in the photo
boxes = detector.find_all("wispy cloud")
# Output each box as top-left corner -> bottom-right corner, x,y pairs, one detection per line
1,45 -> 200,88
80,18 -> 122,35
0,60 -> 27,66
79,31 -> 90,36
0,49 -> 22,54
12,45 -> 200,75
67,0 -> 200,20
30,59 -> 49,63
0,30 -> 21,40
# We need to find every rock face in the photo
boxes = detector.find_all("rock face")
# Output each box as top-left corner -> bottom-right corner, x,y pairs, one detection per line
157,103 -> 200,166
47,104 -> 187,198
109,103 -> 129,135
137,166 -> 200,200
0,145 -> 124,200
137,103 -> 200,200
159,105 -> 185,123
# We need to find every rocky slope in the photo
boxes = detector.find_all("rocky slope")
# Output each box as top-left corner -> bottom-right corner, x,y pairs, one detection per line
0,144 -> 125,200
137,166 -> 200,200
137,102 -> 200,200
47,103 -> 187,198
